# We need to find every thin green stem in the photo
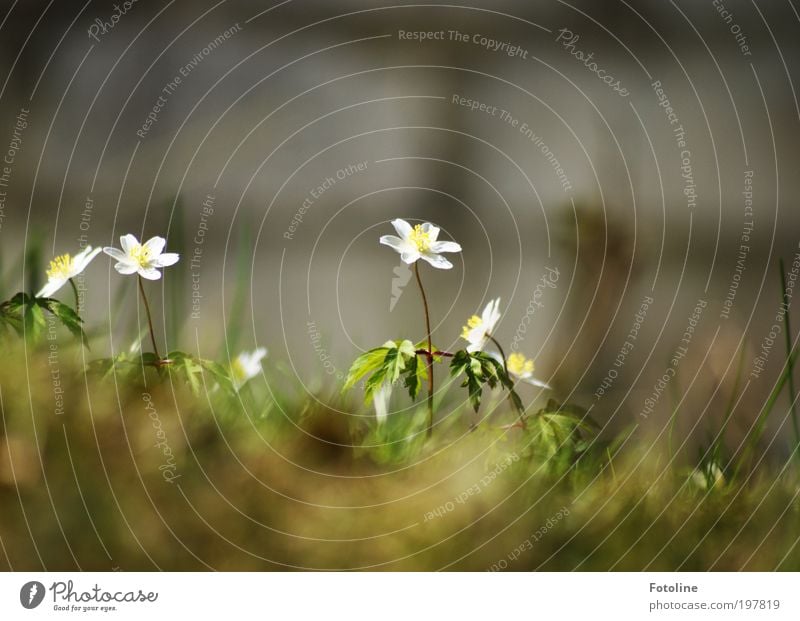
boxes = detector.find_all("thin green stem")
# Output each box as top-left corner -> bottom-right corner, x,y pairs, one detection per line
68,278 -> 80,313
138,276 -> 161,361
488,334 -> 509,375
414,263 -> 434,438
779,258 -> 800,457
488,334 -> 525,422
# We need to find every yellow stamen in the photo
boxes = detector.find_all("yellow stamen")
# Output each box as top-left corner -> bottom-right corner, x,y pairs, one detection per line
461,314 -> 482,339
409,224 -> 432,252
46,254 -> 74,280
507,352 -> 534,376
129,244 -> 152,268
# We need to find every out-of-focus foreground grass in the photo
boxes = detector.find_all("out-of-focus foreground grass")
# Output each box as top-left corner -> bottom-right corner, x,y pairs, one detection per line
0,337 -> 798,571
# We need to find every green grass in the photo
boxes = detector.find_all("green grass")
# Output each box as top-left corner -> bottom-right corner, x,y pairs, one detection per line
0,334 -> 798,571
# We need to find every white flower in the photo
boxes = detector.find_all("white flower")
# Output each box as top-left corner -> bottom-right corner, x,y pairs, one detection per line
461,298 -> 502,352
373,381 -> 392,423
379,219 -> 461,270
231,347 -> 268,390
504,352 -> 551,389
36,246 -> 102,298
691,464 -> 725,490
103,234 -> 179,280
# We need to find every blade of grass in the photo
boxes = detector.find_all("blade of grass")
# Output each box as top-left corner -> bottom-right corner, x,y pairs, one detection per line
167,196 -> 186,350
667,365 -> 680,461
713,343 -> 746,469
225,218 -> 251,354
779,257 -> 800,457
736,319 -> 800,477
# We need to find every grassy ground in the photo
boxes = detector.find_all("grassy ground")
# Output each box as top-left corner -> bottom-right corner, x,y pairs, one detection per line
0,337 -> 798,571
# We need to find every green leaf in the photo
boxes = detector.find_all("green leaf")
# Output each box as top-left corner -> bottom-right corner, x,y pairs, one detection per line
363,343 -> 410,403
465,370 -> 483,412
397,339 -> 416,359
402,354 -> 428,400
450,350 -> 516,413
364,364 -> 390,404
199,358 -> 237,396
343,346 -> 391,392
450,351 -> 485,412
344,340 -> 418,406
0,292 -> 30,337
24,301 -> 46,341
39,298 -> 89,347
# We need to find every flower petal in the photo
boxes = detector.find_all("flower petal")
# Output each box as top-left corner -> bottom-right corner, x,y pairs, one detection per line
138,267 -> 162,280
379,235 -> 405,253
36,278 -> 65,298
430,240 -> 461,254
120,234 -> 139,253
143,236 -> 166,256
153,252 -> 179,267
465,326 -> 487,347
390,219 -> 413,240
400,250 -> 420,264
103,247 -> 126,261
421,222 -> 440,242
114,261 -> 138,275
521,376 -> 551,389
75,246 -> 102,271
74,245 -> 93,262
482,298 -> 502,332
419,252 -> 453,270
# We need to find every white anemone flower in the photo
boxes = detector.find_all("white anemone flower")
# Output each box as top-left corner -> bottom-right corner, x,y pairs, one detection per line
231,347 -> 268,390
103,234 -> 179,280
36,246 -> 102,298
461,298 -> 502,353
505,352 -> 551,389
691,464 -> 725,491
379,219 -> 462,270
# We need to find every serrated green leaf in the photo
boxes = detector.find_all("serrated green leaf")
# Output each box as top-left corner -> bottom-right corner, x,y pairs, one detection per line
0,292 -> 31,338
24,302 -> 46,341
39,298 -> 89,347
397,339 -> 416,358
450,350 -> 517,413
199,358 -> 237,396
402,354 -> 428,400
343,347 -> 390,392
364,365 -> 390,404
466,372 -> 483,412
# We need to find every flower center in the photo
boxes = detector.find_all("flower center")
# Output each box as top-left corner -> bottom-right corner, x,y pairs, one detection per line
129,243 -> 152,268
507,352 -> 534,376
461,315 -> 482,339
409,224 -> 432,252
46,254 -> 74,280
